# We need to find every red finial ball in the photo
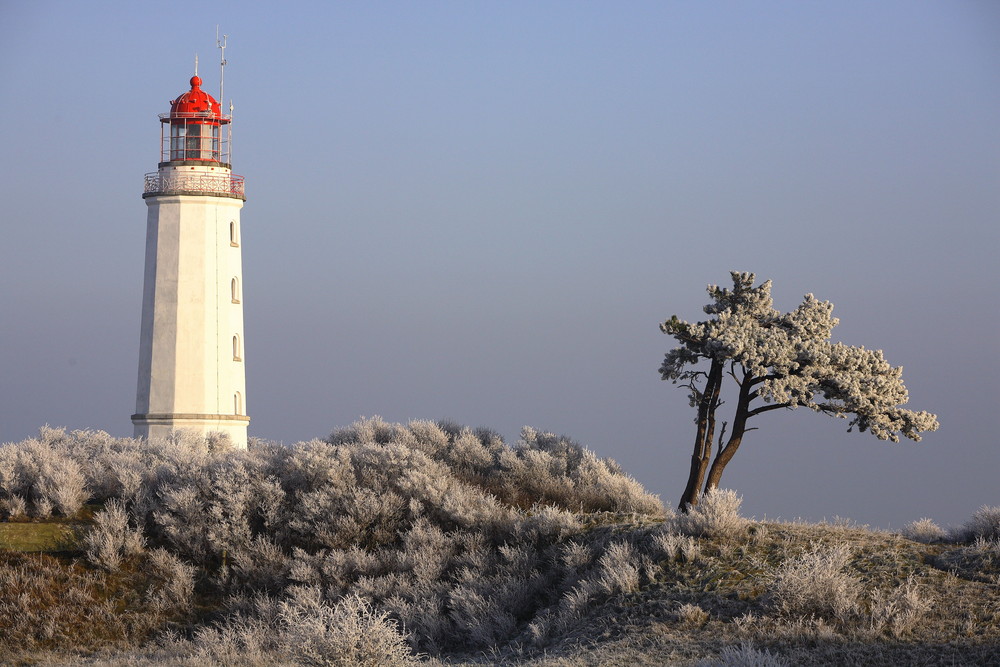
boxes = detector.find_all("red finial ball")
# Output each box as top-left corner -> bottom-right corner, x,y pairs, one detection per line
190,75 -> 202,89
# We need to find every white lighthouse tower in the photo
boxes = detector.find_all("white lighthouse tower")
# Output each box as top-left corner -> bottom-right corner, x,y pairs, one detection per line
132,70 -> 249,448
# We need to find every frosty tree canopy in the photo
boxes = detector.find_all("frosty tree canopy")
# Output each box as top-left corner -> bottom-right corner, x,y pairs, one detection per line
660,272 -> 939,511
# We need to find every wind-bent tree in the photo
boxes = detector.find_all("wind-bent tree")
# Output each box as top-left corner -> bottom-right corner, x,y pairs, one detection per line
660,272 -> 939,511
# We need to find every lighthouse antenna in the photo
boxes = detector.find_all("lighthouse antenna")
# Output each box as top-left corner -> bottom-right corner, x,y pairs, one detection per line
217,27 -> 228,113
194,53 -> 199,76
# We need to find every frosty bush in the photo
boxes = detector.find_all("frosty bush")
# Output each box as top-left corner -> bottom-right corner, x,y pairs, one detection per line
508,427 -> 663,514
32,496 -> 53,519
652,530 -> 700,563
180,590 -> 416,666
0,495 -> 28,520
520,504 -> 582,543
869,575 -> 932,637
0,419 -> 668,654
329,418 -> 663,516
677,602 -> 710,628
951,505 -> 1000,543
901,517 -> 946,544
0,434 -> 89,517
36,455 -> 88,516
146,548 -> 196,614
673,488 -> 748,538
278,588 -> 415,666
767,542 -> 860,623
697,642 -> 788,667
596,541 -> 640,596
84,499 -> 145,570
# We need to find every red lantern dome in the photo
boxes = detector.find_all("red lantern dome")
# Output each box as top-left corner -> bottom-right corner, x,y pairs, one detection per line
169,75 -> 222,117
158,75 -> 232,165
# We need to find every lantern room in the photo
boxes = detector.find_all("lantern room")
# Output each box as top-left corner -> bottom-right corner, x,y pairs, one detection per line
158,75 -> 232,165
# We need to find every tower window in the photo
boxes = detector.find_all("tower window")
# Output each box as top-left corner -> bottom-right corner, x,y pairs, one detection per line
230,220 -> 240,247
233,334 -> 242,361
234,391 -> 243,416
231,277 -> 241,304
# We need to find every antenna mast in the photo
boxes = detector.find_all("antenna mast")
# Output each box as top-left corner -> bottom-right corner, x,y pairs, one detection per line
217,27 -> 228,111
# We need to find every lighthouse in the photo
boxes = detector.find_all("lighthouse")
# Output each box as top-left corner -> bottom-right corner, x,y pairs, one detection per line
132,71 -> 249,448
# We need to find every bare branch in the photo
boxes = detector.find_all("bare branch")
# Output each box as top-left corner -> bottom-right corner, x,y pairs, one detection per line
716,421 -> 729,448
746,402 -> 793,419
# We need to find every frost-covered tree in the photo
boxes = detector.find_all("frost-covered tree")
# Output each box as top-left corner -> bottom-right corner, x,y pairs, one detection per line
660,272 -> 939,511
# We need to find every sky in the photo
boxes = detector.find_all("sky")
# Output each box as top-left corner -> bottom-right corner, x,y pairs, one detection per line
1,1 -> 997,530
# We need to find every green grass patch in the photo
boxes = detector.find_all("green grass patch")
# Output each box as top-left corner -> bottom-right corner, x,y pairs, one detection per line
0,521 -> 87,552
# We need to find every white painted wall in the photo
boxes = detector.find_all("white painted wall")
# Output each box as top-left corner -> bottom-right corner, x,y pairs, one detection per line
133,164 -> 249,448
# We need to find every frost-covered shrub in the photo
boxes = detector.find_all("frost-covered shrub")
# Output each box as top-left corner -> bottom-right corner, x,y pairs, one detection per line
278,588 -> 415,666
901,517 -> 946,544
146,547 -> 196,614
677,602 -> 710,628
545,578 -> 601,638
508,427 -> 663,514
697,642 -> 788,667
0,434 -> 89,517
328,418 -> 663,516
597,541 -> 640,596
441,542 -> 554,647
181,589 -> 417,666
230,537 -> 291,594
280,438 -> 516,554
84,498 -> 145,570
674,488 -> 749,538
652,529 -> 700,563
767,543 -> 860,622
448,580 -> 517,646
35,456 -> 88,516
143,452 -> 287,566
519,504 -> 583,543
1,419 -> 667,654
869,575 -> 932,637
32,496 -> 53,519
0,495 -> 28,520
951,505 -> 1000,543
560,540 -> 593,572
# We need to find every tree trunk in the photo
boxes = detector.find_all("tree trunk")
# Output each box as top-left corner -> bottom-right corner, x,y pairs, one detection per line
703,370 -> 752,493
679,359 -> 723,511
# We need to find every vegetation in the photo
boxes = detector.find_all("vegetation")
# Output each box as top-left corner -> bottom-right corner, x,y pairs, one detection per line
1,423 -> 997,665
659,272 -> 939,510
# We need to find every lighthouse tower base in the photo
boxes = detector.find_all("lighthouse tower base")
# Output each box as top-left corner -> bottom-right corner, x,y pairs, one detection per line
132,414 -> 249,447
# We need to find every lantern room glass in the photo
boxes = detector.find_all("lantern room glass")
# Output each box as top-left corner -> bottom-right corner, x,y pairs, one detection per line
169,121 -> 221,161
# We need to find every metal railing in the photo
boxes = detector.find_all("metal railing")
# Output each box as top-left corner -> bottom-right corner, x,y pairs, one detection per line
159,111 -> 233,122
144,172 -> 245,199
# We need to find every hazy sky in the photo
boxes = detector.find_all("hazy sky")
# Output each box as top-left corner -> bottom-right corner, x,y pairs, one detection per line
1,1 -> 997,529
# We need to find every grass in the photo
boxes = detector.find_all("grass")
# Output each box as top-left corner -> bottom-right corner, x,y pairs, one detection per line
0,520 -> 88,552
0,503 -> 99,551
4,514 -> 999,665
433,519 -> 1000,666
1,479 -> 997,667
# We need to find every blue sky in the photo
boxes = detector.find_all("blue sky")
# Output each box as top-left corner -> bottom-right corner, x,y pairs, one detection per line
1,1 -> 997,528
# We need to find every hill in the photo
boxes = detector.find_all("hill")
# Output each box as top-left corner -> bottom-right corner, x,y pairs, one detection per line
0,422 -> 997,665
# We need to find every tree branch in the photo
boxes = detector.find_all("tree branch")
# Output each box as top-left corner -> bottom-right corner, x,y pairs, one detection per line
745,402 -> 794,418
747,374 -> 783,387
716,421 -> 728,449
